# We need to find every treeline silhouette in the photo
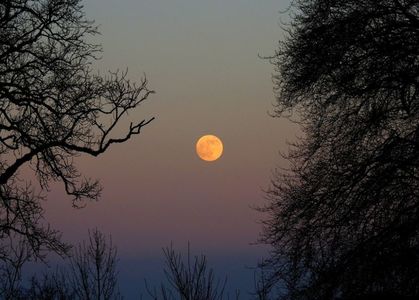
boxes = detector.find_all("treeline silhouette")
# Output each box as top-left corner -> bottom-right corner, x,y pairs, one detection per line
2,0 -> 418,299
0,230 -> 246,300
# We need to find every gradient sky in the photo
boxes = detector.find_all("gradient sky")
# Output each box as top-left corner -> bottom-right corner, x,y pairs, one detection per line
39,0 -> 296,297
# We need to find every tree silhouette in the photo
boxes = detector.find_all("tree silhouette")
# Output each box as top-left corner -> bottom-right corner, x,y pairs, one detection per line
2,229 -> 120,299
146,245 -> 228,300
259,0 -> 419,299
0,236 -> 31,299
0,0 -> 153,260
70,229 -> 121,300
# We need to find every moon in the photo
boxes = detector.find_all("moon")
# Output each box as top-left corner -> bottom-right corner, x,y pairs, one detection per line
196,135 -> 223,162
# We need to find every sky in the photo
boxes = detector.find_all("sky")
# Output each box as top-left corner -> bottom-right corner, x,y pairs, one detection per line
39,0 -> 296,297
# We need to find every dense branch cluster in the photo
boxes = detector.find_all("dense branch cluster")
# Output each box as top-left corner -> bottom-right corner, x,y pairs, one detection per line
0,0 -> 153,259
260,0 -> 419,299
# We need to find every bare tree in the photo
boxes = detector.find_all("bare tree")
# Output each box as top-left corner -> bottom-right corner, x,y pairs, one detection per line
259,0 -> 419,299
0,236 -> 31,299
70,229 -> 121,300
146,244 -> 228,300
252,265 -> 273,300
3,229 -> 119,299
0,0 -> 154,260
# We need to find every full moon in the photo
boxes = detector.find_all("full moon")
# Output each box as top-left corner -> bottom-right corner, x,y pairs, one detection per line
196,135 -> 223,162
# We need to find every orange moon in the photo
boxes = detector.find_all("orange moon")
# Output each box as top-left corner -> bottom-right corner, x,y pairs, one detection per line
196,135 -> 223,162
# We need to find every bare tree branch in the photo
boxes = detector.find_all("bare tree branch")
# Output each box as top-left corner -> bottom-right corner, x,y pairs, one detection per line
0,0 -> 154,266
